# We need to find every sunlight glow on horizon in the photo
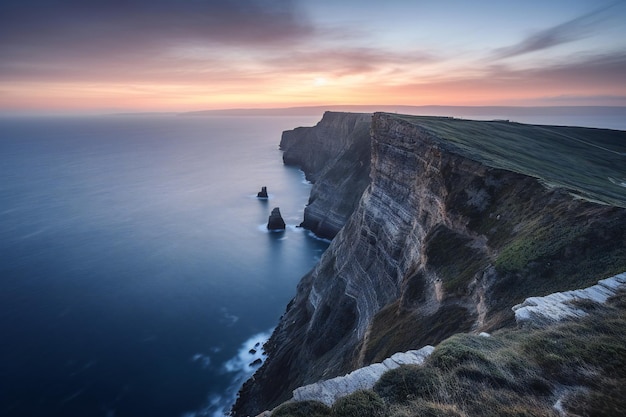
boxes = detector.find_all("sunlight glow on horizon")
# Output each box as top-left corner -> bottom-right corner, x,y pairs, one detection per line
1,0 -> 625,114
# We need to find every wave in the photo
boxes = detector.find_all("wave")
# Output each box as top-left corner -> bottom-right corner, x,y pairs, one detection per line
219,307 -> 239,327
299,170 -> 311,185
257,223 -> 303,233
248,193 -> 274,200
183,329 -> 273,417
307,230 -> 332,243
191,354 -> 212,369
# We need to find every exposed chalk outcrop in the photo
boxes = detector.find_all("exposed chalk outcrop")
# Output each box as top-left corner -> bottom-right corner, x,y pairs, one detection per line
513,272 -> 626,326
291,346 -> 434,406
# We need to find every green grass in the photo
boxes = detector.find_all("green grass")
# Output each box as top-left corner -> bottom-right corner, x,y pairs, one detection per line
272,400 -> 332,417
494,218 -> 586,272
487,205 -> 626,313
387,399 -> 462,417
332,391 -> 386,417
424,224 -> 488,294
390,114 -> 626,208
363,302 -> 475,364
374,365 -> 440,403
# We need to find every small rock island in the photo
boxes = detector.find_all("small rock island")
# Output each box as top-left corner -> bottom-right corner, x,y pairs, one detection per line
257,186 -> 268,199
267,207 -> 286,230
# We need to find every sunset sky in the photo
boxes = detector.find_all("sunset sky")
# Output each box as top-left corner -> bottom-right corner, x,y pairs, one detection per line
1,0 -> 626,114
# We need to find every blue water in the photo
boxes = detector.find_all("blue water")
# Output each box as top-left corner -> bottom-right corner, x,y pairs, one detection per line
0,115 -> 328,417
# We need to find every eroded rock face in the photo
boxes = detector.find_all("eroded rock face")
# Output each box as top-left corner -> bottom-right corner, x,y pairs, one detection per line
280,111 -> 371,239
232,113 -> 626,417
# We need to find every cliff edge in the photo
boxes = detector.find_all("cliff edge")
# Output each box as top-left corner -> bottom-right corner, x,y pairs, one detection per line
232,113 -> 626,416
280,111 -> 371,239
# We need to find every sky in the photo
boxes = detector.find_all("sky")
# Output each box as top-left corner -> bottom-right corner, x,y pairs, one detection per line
1,0 -> 626,114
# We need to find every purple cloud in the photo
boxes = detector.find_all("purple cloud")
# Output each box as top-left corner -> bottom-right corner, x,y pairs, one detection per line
493,2 -> 621,59
0,0 -> 314,61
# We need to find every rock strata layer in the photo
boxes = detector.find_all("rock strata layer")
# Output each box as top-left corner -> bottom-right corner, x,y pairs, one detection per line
232,113 -> 626,417
280,111 -> 371,239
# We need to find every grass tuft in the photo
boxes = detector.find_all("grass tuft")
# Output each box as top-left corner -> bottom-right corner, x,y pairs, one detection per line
374,365 -> 439,403
332,390 -> 386,417
271,400 -> 332,417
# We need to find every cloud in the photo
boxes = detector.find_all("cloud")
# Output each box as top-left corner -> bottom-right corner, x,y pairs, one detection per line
0,0 -> 313,62
368,51 -> 626,106
492,2 -> 620,59
0,36 -> 438,86
537,51 -> 626,84
261,47 -> 439,77
0,0 -> 321,89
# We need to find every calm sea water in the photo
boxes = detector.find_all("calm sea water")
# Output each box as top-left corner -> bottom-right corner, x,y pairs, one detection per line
0,115 -> 328,417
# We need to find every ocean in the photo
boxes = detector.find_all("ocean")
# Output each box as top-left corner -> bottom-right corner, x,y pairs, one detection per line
0,115 -> 328,417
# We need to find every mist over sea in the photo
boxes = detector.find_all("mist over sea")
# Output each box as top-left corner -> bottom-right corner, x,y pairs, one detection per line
0,115 -> 327,417
1,112 -> 624,417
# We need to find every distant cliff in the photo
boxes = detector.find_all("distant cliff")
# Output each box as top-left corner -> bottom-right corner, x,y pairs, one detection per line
232,113 -> 626,416
280,111 -> 371,239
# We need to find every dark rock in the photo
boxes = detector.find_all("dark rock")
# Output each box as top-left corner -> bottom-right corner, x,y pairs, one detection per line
267,207 -> 286,230
257,186 -> 268,199
249,349 -> 257,355
280,112 -> 372,239
250,358 -> 263,367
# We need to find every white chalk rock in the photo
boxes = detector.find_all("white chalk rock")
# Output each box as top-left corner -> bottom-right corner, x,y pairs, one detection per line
513,272 -> 626,326
292,345 -> 434,406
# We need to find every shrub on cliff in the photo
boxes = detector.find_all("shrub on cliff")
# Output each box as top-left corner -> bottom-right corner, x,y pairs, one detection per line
373,365 -> 439,403
332,390 -> 385,417
426,333 -> 497,370
272,400 -> 331,417
387,400 -> 462,417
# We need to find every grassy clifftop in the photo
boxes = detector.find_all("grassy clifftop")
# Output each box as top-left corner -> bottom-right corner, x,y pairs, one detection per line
391,114 -> 626,208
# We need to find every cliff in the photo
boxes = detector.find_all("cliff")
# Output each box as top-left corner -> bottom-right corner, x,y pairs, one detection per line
232,113 -> 626,416
280,111 -> 371,239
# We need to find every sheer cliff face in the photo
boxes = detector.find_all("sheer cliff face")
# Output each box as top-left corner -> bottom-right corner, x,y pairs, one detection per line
280,112 -> 371,239
232,113 -> 626,416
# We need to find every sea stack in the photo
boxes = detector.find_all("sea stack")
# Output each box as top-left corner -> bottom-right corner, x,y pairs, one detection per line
257,186 -> 268,199
267,207 -> 286,230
